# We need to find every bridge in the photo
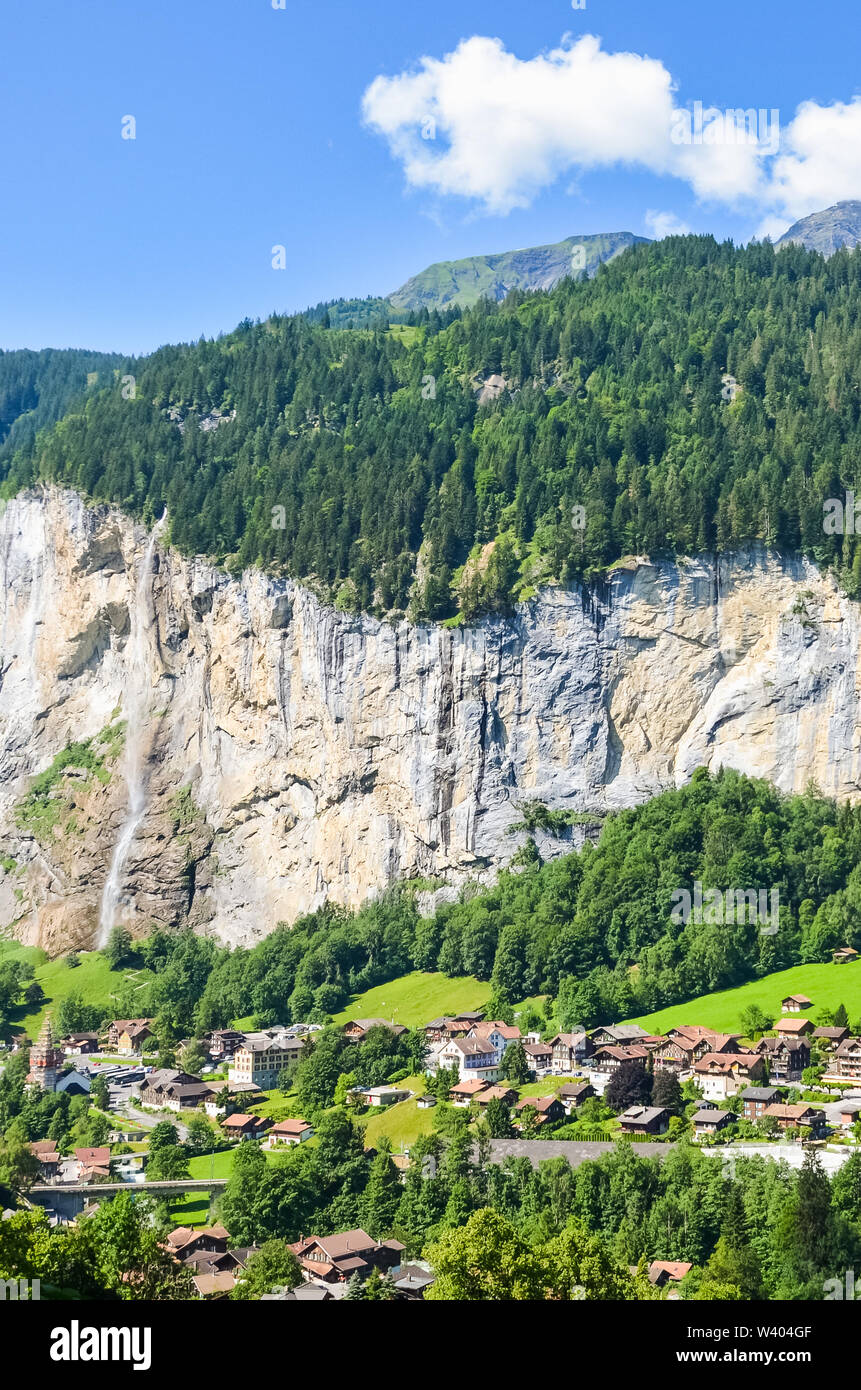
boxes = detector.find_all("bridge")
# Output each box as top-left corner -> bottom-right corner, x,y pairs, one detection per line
27,1178 -> 229,1219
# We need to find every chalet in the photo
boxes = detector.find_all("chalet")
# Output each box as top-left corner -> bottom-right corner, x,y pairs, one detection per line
342,1018 -> 408,1042
691,1107 -> 733,1140
693,1052 -> 765,1101
220,1113 -> 271,1141
435,1036 -> 499,1084
59,1033 -> 99,1055
73,1146 -> 112,1182
824,1037 -> 861,1083
589,1024 -> 650,1047
108,1019 -> 154,1054
836,1101 -> 861,1128
740,1085 -> 783,1121
617,1105 -> 669,1136
138,1069 -> 211,1111
449,1078 -> 489,1106
812,1026 -> 850,1050
755,1036 -> 810,1083
28,1139 -> 60,1178
653,1027 -> 741,1074
558,1082 -> 594,1114
648,1261 -> 692,1287
762,1103 -> 826,1137
468,1021 -> 521,1053
781,994 -> 812,1013
774,1017 -> 814,1038
589,1044 -> 650,1076
416,1094 -> 437,1109
423,1017 -> 476,1047
204,1029 -> 245,1061
523,1041 -> 553,1075
515,1095 -> 565,1127
548,1032 -> 593,1071
264,1118 -> 314,1146
290,1229 -> 405,1284
228,1030 -> 307,1089
165,1225 -> 231,1262
475,1085 -> 518,1109
355,1085 -> 411,1108
833,947 -> 860,965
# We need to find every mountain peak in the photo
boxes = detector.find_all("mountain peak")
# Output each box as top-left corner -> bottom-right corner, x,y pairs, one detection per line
775,201 -> 861,256
387,230 -> 648,312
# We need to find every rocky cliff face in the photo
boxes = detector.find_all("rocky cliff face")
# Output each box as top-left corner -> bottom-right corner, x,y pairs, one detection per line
1,489 -> 860,953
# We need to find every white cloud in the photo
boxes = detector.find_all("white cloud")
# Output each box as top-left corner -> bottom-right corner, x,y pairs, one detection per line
362,34 -> 861,231
362,35 -> 774,215
645,210 -> 692,239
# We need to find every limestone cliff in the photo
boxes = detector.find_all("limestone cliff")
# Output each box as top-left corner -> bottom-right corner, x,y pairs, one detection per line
1,488 -> 859,953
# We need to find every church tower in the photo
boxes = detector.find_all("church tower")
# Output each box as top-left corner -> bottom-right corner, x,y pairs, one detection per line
25,1014 -> 62,1092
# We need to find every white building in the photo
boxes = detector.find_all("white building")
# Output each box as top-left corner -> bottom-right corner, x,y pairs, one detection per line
228,1029 -> 307,1089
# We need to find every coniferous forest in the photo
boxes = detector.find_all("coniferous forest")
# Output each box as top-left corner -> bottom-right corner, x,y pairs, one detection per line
4,236 -> 861,621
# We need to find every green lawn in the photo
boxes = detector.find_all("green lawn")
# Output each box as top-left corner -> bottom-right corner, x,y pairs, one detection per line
0,942 -> 154,1040
330,970 -> 491,1029
358,1074 -> 436,1150
625,963 -> 861,1035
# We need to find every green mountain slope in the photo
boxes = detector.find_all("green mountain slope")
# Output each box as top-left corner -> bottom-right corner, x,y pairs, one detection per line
4,234 -> 861,622
0,347 -> 130,460
775,200 -> 861,256
388,230 -> 646,311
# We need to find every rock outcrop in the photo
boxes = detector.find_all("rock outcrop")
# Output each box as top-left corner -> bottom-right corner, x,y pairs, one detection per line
1,488 -> 860,952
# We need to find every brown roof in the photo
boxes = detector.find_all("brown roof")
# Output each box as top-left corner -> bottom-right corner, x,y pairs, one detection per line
516,1095 -> 560,1113
449,1078 -> 489,1096
193,1272 -> 236,1297
293,1228 -> 377,1261
269,1118 -> 312,1135
763,1103 -> 822,1121
29,1140 -> 59,1155
649,1261 -> 692,1284
694,1052 -> 760,1074
74,1146 -> 111,1165
476,1085 -> 517,1104
775,1017 -> 813,1034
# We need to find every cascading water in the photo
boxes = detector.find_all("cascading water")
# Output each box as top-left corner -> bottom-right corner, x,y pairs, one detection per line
97,512 -> 166,947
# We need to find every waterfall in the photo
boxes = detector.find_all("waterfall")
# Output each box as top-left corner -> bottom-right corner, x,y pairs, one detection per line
97,513 -> 166,947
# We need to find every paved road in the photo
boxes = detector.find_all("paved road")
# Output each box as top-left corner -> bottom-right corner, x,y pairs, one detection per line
30,1179 -> 228,1195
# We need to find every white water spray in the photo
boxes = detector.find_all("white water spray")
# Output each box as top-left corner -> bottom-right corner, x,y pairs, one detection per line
97,513 -> 166,947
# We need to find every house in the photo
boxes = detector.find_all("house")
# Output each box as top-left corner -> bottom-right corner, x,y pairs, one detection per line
825,1037 -> 861,1083
654,1027 -> 742,1075
468,1021 -> 521,1051
342,1019 -> 407,1042
59,1033 -> 99,1055
762,1103 -> 826,1137
55,1069 -> 91,1097
774,1017 -> 814,1038
449,1078 -> 489,1106
836,1101 -> 861,1128
138,1069 -> 211,1111
648,1261 -> 692,1287
691,1107 -> 733,1140
393,1265 -> 436,1300
548,1032 -> 593,1072
781,994 -> 812,1013
813,1026 -> 850,1050
165,1225 -> 231,1262
192,1272 -> 236,1299
264,1118 -> 314,1146
228,1030 -> 307,1089
740,1085 -> 784,1121
73,1146 -> 112,1182
589,1044 -> 650,1076
475,1085 -> 518,1109
755,1036 -> 810,1083
354,1085 -> 411,1108
423,1017 -> 476,1047
833,947 -> 860,965
220,1113 -> 271,1141
693,1052 -> 765,1100
523,1042 -> 553,1075
515,1095 -> 564,1127
416,1094 -> 437,1109
28,1140 -> 60,1179
558,1082 -> 594,1114
589,1024 -> 650,1047
290,1229 -> 405,1284
204,1029 -> 245,1061
108,1019 -> 154,1054
435,1037 -> 500,1085
617,1105 -> 670,1136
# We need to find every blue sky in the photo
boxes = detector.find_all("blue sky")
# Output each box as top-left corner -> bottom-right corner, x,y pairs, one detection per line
2,0 -> 859,354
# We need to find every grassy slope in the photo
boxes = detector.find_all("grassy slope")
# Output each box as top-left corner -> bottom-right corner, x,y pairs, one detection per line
0,940 -> 153,1039
330,970 -> 491,1029
625,963 -> 861,1035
